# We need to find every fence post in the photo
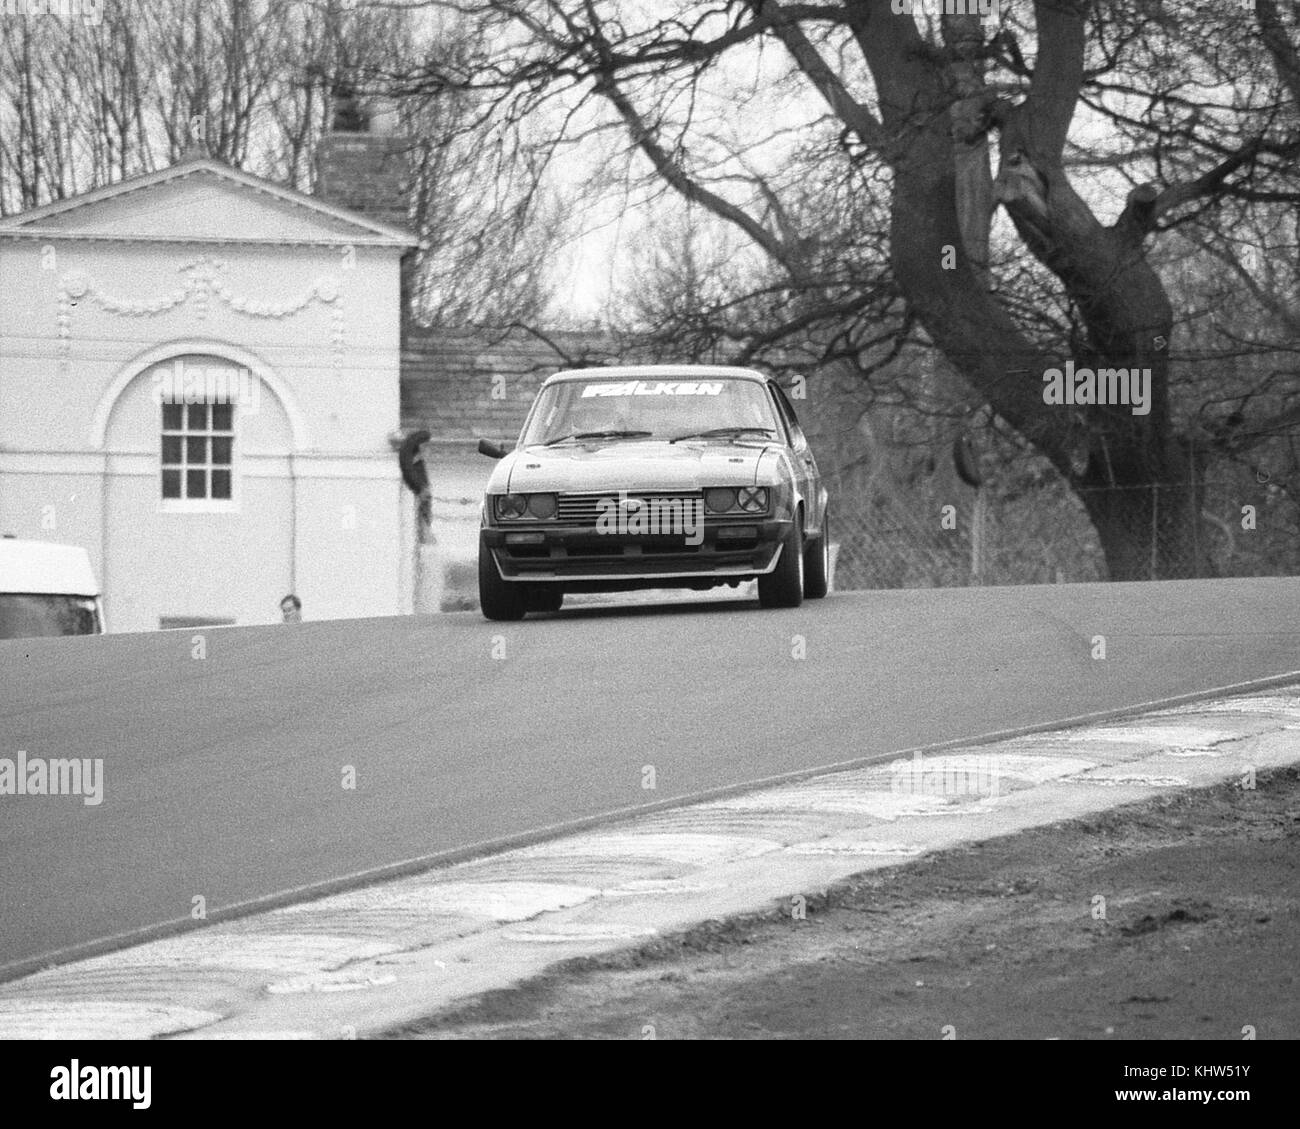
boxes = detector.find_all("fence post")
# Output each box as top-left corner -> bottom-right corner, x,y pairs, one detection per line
1149,483 -> 1159,580
1190,443 -> 1201,577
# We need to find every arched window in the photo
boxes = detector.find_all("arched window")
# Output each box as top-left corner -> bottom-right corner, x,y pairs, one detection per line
153,355 -> 250,510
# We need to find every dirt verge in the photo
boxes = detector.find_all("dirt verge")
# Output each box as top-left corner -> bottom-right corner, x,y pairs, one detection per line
392,766 -> 1300,1039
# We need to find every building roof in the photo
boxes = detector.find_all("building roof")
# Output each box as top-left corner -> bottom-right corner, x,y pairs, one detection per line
0,152 -> 418,249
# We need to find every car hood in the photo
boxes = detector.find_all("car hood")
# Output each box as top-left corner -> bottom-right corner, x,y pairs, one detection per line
495,439 -> 778,493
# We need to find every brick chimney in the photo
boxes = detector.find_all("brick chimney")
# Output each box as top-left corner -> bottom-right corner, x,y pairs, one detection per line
315,84 -> 416,323
315,86 -> 410,233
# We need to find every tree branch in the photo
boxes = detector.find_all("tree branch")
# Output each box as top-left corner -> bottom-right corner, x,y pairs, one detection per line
757,0 -> 888,153
581,11 -> 794,269
1018,0 -> 1088,163
1219,399 -> 1300,456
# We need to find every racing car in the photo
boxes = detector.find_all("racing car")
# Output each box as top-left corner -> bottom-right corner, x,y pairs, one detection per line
476,365 -> 830,619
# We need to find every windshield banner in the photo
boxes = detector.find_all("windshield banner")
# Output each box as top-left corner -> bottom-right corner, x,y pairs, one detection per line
580,381 -> 725,397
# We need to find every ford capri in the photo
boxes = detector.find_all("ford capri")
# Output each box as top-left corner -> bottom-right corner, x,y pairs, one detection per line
476,365 -> 830,620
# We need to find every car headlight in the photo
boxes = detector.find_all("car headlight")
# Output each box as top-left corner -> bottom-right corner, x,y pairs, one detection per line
495,494 -> 528,519
527,493 -> 557,519
704,487 -> 737,514
495,493 -> 557,521
705,486 -> 768,514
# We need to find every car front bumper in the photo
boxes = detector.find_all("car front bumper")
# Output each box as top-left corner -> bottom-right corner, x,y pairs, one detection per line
482,519 -> 790,585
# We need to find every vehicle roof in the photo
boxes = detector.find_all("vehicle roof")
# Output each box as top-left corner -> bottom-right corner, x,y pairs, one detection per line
0,539 -> 100,596
543,365 -> 769,386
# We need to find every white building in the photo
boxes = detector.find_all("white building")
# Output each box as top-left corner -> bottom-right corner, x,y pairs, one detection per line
0,151 -> 417,632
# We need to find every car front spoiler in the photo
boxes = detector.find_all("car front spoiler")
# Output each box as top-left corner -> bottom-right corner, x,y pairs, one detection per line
482,519 -> 789,583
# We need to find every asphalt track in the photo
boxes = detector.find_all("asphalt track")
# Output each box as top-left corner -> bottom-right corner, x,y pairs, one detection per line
2,577 -> 1298,980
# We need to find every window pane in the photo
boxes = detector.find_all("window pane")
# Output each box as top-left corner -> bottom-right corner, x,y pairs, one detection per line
211,403 -> 233,431
162,469 -> 181,498
186,436 -> 207,464
162,403 -> 183,431
211,469 -> 232,500
0,594 -> 98,639
187,402 -> 209,430
211,436 -> 232,465
162,435 -> 182,464
186,469 -> 206,498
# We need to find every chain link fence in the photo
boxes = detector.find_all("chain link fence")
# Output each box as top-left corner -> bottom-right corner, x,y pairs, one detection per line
828,474 -> 1299,590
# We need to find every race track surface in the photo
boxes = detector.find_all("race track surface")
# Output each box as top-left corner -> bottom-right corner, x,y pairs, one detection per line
2,577 -> 1298,978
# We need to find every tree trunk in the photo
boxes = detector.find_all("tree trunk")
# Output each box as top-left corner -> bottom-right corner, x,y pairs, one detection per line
853,0 -> 1213,579
1076,435 -> 1211,580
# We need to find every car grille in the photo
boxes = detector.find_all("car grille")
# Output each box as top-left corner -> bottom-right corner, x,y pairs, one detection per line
555,490 -> 704,525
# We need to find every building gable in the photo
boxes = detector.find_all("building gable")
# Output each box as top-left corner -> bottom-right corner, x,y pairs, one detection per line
0,157 -> 415,248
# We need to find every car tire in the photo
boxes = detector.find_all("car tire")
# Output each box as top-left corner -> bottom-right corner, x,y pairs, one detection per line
478,538 -> 526,620
758,512 -> 804,608
525,586 -> 564,613
803,506 -> 830,599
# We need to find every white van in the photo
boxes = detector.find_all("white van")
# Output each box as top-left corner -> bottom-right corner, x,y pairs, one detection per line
0,537 -> 105,639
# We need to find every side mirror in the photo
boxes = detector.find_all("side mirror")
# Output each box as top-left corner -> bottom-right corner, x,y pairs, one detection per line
478,438 -> 509,459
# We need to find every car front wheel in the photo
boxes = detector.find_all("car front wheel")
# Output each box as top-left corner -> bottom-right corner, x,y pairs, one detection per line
803,506 -> 830,599
758,514 -> 804,608
478,538 -> 526,620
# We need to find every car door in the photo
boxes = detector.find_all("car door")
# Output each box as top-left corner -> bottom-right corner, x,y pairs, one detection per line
768,380 -> 823,537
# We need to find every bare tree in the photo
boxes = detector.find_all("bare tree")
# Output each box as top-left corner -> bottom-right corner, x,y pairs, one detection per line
0,0 -> 571,326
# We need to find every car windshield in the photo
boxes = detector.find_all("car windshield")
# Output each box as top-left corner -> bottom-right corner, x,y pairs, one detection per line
519,376 -> 781,446
0,594 -> 100,640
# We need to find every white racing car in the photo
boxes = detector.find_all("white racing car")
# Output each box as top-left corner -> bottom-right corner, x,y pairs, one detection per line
476,365 -> 830,620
